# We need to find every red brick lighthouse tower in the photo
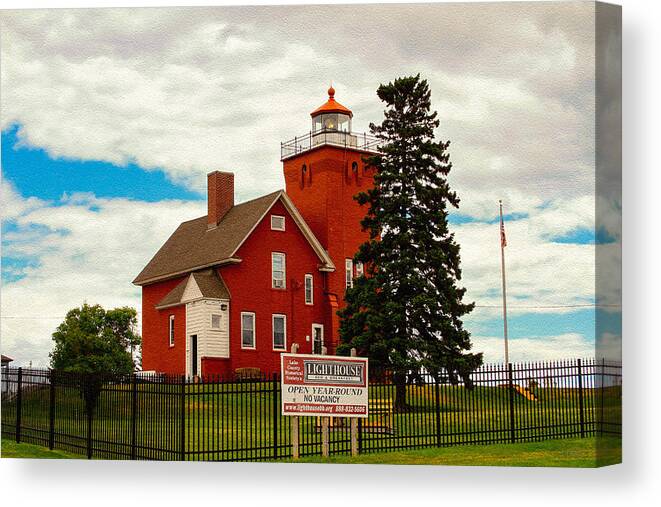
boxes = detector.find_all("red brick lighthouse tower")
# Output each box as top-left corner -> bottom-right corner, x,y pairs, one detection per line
281,86 -> 380,354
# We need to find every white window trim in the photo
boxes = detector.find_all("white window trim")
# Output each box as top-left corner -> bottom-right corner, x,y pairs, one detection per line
304,274 -> 314,305
345,258 -> 354,289
241,312 -> 256,350
270,215 -> 286,231
210,313 -> 222,330
272,314 -> 287,351
169,315 -> 175,347
272,252 -> 286,289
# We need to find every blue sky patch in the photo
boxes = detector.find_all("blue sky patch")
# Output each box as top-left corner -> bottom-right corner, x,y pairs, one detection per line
550,227 -> 616,245
2,124 -> 203,203
466,308 -> 596,341
448,211 -> 529,226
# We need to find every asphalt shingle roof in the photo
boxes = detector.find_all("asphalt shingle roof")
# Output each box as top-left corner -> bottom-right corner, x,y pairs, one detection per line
133,191 -> 281,285
156,269 -> 231,308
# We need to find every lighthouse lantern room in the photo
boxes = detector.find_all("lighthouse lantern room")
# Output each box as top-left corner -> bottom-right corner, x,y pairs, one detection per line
281,86 -> 379,160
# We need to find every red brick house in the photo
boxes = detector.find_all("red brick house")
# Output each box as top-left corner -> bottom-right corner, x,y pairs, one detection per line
133,87 -> 379,377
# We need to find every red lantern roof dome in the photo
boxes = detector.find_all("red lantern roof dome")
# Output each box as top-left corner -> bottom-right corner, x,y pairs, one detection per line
310,85 -> 353,118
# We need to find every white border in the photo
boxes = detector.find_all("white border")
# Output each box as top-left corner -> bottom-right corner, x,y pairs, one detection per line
270,214 -> 286,231
304,273 -> 314,305
168,314 -> 175,347
271,252 -> 286,289
240,311 -> 256,350
272,313 -> 287,351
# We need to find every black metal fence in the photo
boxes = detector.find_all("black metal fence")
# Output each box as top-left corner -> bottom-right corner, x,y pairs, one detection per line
0,358 -> 621,461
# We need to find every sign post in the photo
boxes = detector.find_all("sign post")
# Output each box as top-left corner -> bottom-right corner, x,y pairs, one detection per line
290,343 -> 300,459
321,346 -> 329,458
281,349 -> 369,459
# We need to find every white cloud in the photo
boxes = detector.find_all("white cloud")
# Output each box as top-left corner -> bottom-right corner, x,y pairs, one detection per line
452,196 -> 596,313
0,4 -> 618,367
1,180 -> 206,366
2,3 -> 597,205
474,333 -> 595,364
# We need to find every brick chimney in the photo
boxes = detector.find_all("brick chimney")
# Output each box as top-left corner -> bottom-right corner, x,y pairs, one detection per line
207,171 -> 234,229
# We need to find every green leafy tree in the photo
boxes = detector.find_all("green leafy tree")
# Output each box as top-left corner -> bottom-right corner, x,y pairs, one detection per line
338,75 -> 482,411
50,303 -> 141,414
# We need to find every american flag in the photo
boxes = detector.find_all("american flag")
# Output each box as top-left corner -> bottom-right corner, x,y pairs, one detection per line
500,215 -> 507,248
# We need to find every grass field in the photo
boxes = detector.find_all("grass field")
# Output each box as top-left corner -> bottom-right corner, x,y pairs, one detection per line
290,436 -> 622,467
1,436 -> 621,467
1,438 -> 83,459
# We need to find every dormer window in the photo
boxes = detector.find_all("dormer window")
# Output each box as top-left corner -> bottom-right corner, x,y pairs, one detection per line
271,215 -> 285,231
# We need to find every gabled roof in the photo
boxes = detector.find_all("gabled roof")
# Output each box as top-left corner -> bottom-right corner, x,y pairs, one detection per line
133,190 -> 334,286
156,269 -> 230,309
1,354 -> 13,364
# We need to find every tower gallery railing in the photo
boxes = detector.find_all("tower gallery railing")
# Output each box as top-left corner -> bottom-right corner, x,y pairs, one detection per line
281,129 -> 381,160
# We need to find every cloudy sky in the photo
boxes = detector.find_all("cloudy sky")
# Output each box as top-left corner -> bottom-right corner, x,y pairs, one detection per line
1,2 -> 621,366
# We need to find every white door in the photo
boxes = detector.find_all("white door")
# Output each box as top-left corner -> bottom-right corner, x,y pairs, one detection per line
312,324 -> 324,355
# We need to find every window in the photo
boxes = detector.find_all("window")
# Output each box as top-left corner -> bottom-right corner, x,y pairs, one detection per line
304,274 -> 313,305
241,312 -> 255,349
272,252 -> 286,289
168,315 -> 175,347
355,261 -> 364,278
345,259 -> 354,289
272,314 -> 286,350
271,215 -> 285,231
211,314 -> 222,329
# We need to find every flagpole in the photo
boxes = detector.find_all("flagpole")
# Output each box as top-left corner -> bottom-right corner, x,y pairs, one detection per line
499,200 -> 509,365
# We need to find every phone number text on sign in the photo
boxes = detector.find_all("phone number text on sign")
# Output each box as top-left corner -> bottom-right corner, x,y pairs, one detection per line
281,353 -> 369,418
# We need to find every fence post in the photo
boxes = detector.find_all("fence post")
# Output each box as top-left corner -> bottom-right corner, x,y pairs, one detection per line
508,363 -> 516,444
272,372 -> 279,460
577,359 -> 585,438
86,381 -> 93,460
16,367 -> 23,444
600,358 -> 605,435
350,348 -> 359,457
180,375 -> 186,461
321,346 -> 330,458
49,371 -> 56,450
435,374 -> 441,447
131,374 -> 138,460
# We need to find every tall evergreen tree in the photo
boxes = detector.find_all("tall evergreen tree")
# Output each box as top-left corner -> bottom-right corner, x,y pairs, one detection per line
338,75 -> 482,410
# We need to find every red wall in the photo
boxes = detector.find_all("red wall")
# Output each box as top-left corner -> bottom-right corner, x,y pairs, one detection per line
219,199 -> 329,376
140,199 -> 330,377
140,144 -> 374,376
201,357 -> 232,378
141,276 -> 187,375
283,145 -> 374,352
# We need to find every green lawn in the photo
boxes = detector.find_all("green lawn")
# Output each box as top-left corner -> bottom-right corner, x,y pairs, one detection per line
1,438 -> 83,459
287,436 -> 622,467
2,436 -> 620,467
